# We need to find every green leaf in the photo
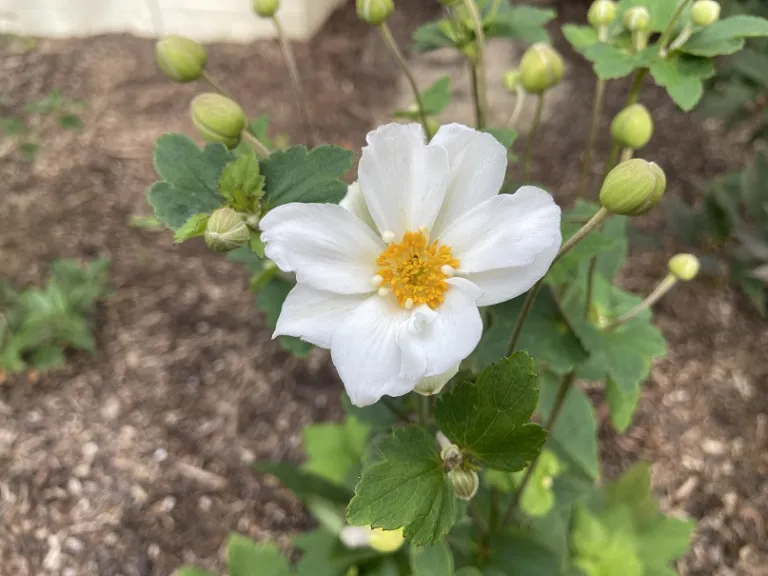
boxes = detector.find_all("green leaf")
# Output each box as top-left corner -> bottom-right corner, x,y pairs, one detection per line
487,450 -> 564,517
421,77 -> 452,116
148,134 -> 233,230
412,21 -> 457,53
538,371 -> 599,481
227,534 -> 292,576
435,354 -> 546,472
682,15 -> 768,56
410,540 -> 455,576
483,127 -> 519,150
583,44 -> 639,79
489,5 -> 555,44
248,114 -> 275,148
252,461 -> 352,505
615,0 -> 684,33
347,426 -> 460,545
472,289 -> 587,375
173,213 -> 209,243
487,529 -> 562,576
29,346 -> 66,371
649,54 -> 714,111
303,416 -> 370,487
218,152 -> 265,212
255,276 -> 312,355
295,529 -> 379,576
562,24 -> 599,54
57,113 -> 84,130
261,145 -> 354,209
175,568 -> 216,576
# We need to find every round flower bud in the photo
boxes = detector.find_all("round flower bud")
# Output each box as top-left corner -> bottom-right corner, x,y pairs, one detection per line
623,6 -> 651,32
610,103 -> 653,150
155,36 -> 207,83
691,0 -> 721,27
599,159 -> 666,216
367,528 -> 405,553
588,0 -> 617,27
449,469 -> 479,501
252,0 -> 280,17
504,70 -> 522,92
204,208 -> 250,252
440,444 -> 462,469
519,43 -> 565,94
668,253 -> 700,281
356,0 -> 393,26
190,93 -> 246,149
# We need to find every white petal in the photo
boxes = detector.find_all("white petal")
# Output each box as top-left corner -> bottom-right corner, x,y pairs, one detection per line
331,295 -> 415,407
340,181 -> 377,232
397,278 -> 483,380
260,203 -> 384,294
340,526 -> 371,549
429,124 -> 508,237
273,284 -> 368,348
414,364 -> 460,396
358,123 -> 449,239
438,185 -> 561,273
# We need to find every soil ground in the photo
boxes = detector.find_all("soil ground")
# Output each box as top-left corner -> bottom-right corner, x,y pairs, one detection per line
0,1 -> 766,575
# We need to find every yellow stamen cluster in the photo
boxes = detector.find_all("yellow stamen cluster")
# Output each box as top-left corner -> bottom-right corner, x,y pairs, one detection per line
376,230 -> 458,309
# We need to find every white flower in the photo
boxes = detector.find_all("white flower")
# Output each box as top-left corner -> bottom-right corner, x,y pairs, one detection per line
260,123 -> 562,407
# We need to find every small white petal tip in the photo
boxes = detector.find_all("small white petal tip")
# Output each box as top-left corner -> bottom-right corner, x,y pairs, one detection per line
382,230 -> 395,243
371,274 -> 384,287
441,265 -> 454,277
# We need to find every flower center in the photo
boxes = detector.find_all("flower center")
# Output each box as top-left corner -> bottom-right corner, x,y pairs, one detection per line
375,230 -> 459,310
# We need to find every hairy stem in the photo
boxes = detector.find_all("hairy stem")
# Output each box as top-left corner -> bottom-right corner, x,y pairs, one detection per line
577,78 -> 606,198
273,15 -> 317,145
241,130 -> 272,158
380,22 -> 432,139
464,0 -> 488,129
604,274 -> 678,330
523,94 -> 545,181
658,0 -> 696,53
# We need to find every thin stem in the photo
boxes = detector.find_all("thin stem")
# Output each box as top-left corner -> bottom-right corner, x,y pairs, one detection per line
508,207 -> 610,354
577,78 -> 606,198
380,23 -> 432,139
507,85 -> 526,128
626,69 -> 648,106
418,395 -> 430,426
658,0 -> 695,54
667,22 -> 694,53
381,398 -> 412,423
620,147 -> 634,163
523,94 -> 545,182
463,0 -> 488,129
470,62 -> 483,129
604,274 -> 678,330
272,15 -> 317,145
500,372 -> 576,528
202,71 -> 234,100
489,487 -> 500,532
241,130 -> 272,158
584,257 -> 598,318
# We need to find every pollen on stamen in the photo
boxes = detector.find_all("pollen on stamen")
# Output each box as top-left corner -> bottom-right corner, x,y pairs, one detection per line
404,298 -> 414,310
440,265 -> 454,277
381,230 -> 395,243
378,287 -> 390,297
371,274 -> 384,288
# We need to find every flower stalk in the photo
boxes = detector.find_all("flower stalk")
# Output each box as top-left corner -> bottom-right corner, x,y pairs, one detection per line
603,273 -> 678,330
463,0 -> 489,128
242,130 -> 272,158
202,71 -> 235,100
523,94 -> 545,181
577,78 -> 606,198
658,0 -> 696,54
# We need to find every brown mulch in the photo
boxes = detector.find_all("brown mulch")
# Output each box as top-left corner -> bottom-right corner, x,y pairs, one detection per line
1,1 -> 767,575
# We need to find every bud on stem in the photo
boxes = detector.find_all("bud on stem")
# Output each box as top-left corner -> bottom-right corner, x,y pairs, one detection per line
588,0 -> 617,28
691,0 -> 721,27
611,104 -> 653,150
190,93 -> 246,149
204,207 -> 250,252
600,159 -> 666,216
519,43 -> 565,94
156,36 -> 207,82
356,0 -> 394,26
449,469 -> 479,501
252,0 -> 280,17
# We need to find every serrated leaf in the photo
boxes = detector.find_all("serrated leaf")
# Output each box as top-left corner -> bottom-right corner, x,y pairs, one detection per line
615,0 -> 683,33
260,145 -> 353,209
583,44 -> 639,79
412,21 -> 457,53
303,416 -> 370,488
435,354 -> 546,472
483,127 -> 518,149
487,529 -> 562,576
252,461 -> 352,505
649,54 -> 713,111
347,426 -> 459,545
421,77 -> 452,116
562,24 -> 599,54
730,47 -> 768,87
295,529 -> 379,576
489,5 -> 555,44
219,152 -> 265,212
410,540 -> 455,576
227,534 -> 292,576
148,134 -> 232,230
174,213 -> 209,243
683,15 -> 768,57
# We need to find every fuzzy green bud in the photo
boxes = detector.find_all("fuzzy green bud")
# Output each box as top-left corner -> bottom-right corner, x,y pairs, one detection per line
356,0 -> 393,26
519,43 -> 565,94
449,469 -> 479,501
610,104 -> 653,150
588,0 -> 617,27
691,0 -> 721,26
252,0 -> 279,17
623,6 -> 650,32
668,253 -> 700,281
504,70 -> 522,92
155,36 -> 207,83
190,93 -> 246,149
205,208 -> 250,252
600,159 -> 666,216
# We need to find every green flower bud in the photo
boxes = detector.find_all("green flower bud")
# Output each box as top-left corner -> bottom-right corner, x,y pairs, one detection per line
668,253 -> 700,281
190,93 -> 246,149
155,36 -> 207,83
504,70 -> 522,92
356,0 -> 393,26
588,0 -> 617,27
691,0 -> 721,26
449,469 -> 479,501
205,208 -> 250,252
519,43 -> 565,95
252,0 -> 280,17
623,6 -> 650,32
610,103 -> 653,150
599,159 -> 666,216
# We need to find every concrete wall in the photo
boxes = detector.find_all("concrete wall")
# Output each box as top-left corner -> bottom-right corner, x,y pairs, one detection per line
0,0 -> 347,41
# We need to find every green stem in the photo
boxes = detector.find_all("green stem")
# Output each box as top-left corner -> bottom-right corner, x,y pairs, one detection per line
584,257 -> 598,318
620,147 -> 635,163
273,15 -> 317,145
241,130 -> 271,158
464,0 -> 488,129
202,71 -> 234,100
523,94 -> 545,182
500,371 -> 576,529
577,78 -> 606,198
469,62 -> 484,129
418,395 -> 430,426
381,397 -> 411,423
626,68 -> 648,105
380,22 -> 432,139
604,274 -> 679,330
508,207 -> 610,354
658,0 -> 696,53
507,85 -> 526,127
